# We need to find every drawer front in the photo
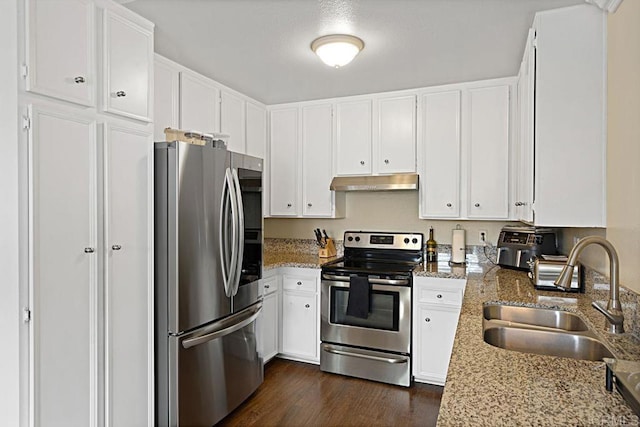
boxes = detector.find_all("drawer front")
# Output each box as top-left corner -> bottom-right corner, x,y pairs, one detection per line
262,277 -> 279,295
415,286 -> 462,306
283,276 -> 316,293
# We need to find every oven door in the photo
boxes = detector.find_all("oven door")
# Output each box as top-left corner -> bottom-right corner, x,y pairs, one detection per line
320,274 -> 411,354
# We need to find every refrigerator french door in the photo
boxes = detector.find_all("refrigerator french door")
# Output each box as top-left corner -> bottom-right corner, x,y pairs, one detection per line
155,139 -> 264,427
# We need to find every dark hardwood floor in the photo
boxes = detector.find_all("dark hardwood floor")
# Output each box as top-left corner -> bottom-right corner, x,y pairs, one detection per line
217,358 -> 443,427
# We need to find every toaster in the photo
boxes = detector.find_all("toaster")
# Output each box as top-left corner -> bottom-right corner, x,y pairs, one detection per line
528,256 -> 584,292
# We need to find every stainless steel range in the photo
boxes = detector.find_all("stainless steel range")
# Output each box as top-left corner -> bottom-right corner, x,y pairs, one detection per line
320,231 -> 423,387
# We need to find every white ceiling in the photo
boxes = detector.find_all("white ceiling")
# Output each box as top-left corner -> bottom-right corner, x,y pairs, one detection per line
125,0 -> 585,105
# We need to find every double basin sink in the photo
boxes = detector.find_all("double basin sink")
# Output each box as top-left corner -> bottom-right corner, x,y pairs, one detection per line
483,303 -> 614,361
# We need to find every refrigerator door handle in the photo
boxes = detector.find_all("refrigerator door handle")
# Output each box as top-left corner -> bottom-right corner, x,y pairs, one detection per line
219,168 -> 239,297
181,302 -> 263,349
231,168 -> 244,297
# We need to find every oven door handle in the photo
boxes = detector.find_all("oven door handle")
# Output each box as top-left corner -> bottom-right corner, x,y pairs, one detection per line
321,274 -> 409,286
322,345 -> 408,364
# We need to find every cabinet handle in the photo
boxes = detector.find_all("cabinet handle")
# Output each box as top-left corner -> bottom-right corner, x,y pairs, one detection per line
112,244 -> 122,251
515,201 -> 526,207
360,160 -> 365,165
84,247 -> 95,253
474,203 -> 480,208
264,284 -> 270,289
297,281 -> 302,286
307,203 -> 312,207
305,304 -> 310,308
287,203 -> 292,208
384,159 -> 389,164
425,318 -> 431,322
115,90 -> 127,97
437,294 -> 442,299
74,76 -> 85,84
446,203 -> 452,208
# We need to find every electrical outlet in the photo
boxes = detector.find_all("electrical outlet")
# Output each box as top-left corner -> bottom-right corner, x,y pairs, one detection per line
479,230 -> 488,246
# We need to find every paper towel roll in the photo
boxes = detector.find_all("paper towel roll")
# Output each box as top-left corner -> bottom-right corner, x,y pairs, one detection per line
451,228 -> 466,264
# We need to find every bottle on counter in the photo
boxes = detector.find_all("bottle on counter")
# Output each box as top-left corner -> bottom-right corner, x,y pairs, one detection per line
426,227 -> 438,263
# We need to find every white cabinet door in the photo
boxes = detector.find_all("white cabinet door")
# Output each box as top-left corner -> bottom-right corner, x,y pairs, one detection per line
246,101 -> 266,159
281,291 -> 317,360
302,104 -> 334,216
336,100 -> 372,175
419,91 -> 461,218
377,95 -> 416,174
269,108 -> 298,216
467,85 -> 510,219
413,304 -> 460,385
221,90 -> 246,153
179,71 -> 220,133
261,292 -> 279,362
26,0 -> 95,106
103,10 -> 153,122
29,107 -> 98,427
104,125 -> 152,427
153,56 -> 179,141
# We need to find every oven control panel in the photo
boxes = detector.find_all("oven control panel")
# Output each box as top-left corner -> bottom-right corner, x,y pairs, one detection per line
343,231 -> 423,251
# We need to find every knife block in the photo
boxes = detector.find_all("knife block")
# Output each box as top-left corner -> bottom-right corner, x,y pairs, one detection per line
318,238 -> 337,258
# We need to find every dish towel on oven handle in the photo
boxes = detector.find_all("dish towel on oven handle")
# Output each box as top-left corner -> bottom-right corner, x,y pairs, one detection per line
346,275 -> 370,319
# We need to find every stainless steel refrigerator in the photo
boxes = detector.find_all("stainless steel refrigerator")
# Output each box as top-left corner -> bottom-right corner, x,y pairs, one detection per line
154,138 -> 264,427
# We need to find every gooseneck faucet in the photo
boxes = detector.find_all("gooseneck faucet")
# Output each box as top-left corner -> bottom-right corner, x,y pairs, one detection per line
554,236 -> 625,334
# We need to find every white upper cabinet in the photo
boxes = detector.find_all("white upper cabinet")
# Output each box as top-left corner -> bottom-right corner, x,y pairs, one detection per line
376,95 -> 416,174
102,8 -> 153,122
153,55 -> 179,141
25,0 -> 96,106
246,101 -> 267,159
179,70 -> 220,133
336,99 -> 372,175
419,90 -> 461,218
302,104 -> 334,216
529,5 -> 606,227
220,90 -> 246,153
466,85 -> 510,219
269,108 -> 299,216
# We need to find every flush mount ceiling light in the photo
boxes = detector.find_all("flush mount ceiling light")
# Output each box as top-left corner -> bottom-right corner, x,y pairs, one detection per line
311,34 -> 365,68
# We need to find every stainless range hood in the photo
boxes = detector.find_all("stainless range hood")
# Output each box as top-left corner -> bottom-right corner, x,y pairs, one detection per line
330,173 -> 419,191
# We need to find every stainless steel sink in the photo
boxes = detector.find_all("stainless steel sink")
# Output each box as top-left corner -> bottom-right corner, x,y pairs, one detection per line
483,326 -> 614,361
482,303 -> 614,361
483,304 -> 589,331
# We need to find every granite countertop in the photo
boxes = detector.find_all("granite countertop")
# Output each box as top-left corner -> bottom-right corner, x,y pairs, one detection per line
436,264 -> 640,426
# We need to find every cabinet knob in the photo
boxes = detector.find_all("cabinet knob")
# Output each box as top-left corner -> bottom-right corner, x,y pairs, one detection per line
437,294 -> 442,299
112,244 -> 122,251
74,76 -> 85,84
287,203 -> 292,208
307,203 -> 312,207
264,284 -> 270,289
84,247 -> 95,253
384,159 -> 389,164
305,304 -> 310,308
360,160 -> 365,165
115,90 -> 127,97
446,203 -> 452,208
425,318 -> 431,323
297,281 -> 302,286
474,203 -> 480,208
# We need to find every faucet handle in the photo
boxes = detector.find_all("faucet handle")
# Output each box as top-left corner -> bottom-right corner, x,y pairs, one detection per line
592,301 -> 625,334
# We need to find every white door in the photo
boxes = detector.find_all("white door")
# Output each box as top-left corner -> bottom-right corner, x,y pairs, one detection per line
302,104 -> 334,217
420,91 -> 461,218
261,292 -> 279,362
103,125 -> 152,427
336,100 -> 372,175
246,101 -> 266,159
467,85 -> 510,219
414,304 -> 459,385
281,292 -> 317,360
179,71 -> 220,134
377,95 -> 416,174
29,107 -> 98,427
26,0 -> 95,106
153,56 -> 179,141
269,108 -> 298,216
221,91 -> 246,153
103,10 -> 152,121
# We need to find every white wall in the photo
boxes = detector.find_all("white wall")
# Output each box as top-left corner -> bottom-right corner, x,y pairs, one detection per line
0,0 -> 21,426
607,0 -> 640,293
265,191 -> 516,245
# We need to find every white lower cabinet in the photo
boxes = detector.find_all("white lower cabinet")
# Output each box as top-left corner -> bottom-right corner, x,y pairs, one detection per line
258,275 -> 279,363
282,291 -> 318,361
412,277 -> 466,386
27,105 -> 153,427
